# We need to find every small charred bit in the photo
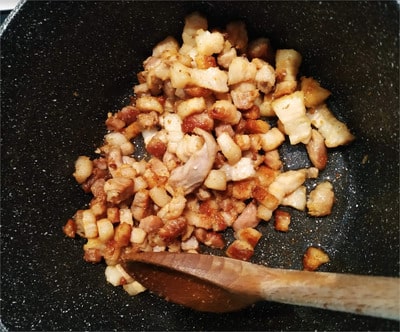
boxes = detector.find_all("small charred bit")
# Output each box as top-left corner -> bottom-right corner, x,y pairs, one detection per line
306,129 -> 328,170
81,158 -> 111,194
244,119 -> 270,134
226,20 -> 248,53
139,215 -> 164,234
63,219 -> 77,238
247,37 -> 275,64
241,104 -> 260,120
158,217 -> 187,243
146,136 -> 167,159
235,227 -> 262,248
117,105 -> 140,124
90,178 -> 106,199
303,246 -> 330,271
106,106 -> 140,131
194,228 -> 226,249
83,248 -> 102,263
184,85 -> 213,98
131,189 -> 152,221
106,116 -> 125,132
114,222 -> 132,247
103,240 -> 123,266
252,185 -> 280,211
195,54 -> 218,69
181,111 -> 214,133
226,239 -> 254,261
104,177 -> 134,205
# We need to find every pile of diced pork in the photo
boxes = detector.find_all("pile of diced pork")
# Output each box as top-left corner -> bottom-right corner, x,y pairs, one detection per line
64,12 -> 354,296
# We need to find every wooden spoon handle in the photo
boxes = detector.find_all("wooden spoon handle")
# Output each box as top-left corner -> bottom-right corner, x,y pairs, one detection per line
177,253 -> 400,320
254,268 -> 400,320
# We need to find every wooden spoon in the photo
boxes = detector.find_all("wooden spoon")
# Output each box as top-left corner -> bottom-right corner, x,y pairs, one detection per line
121,251 -> 400,320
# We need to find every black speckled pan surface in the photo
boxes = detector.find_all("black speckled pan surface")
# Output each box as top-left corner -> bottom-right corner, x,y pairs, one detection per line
1,1 -> 399,331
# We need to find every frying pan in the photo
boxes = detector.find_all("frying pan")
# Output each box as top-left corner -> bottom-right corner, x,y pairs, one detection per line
1,1 -> 398,330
